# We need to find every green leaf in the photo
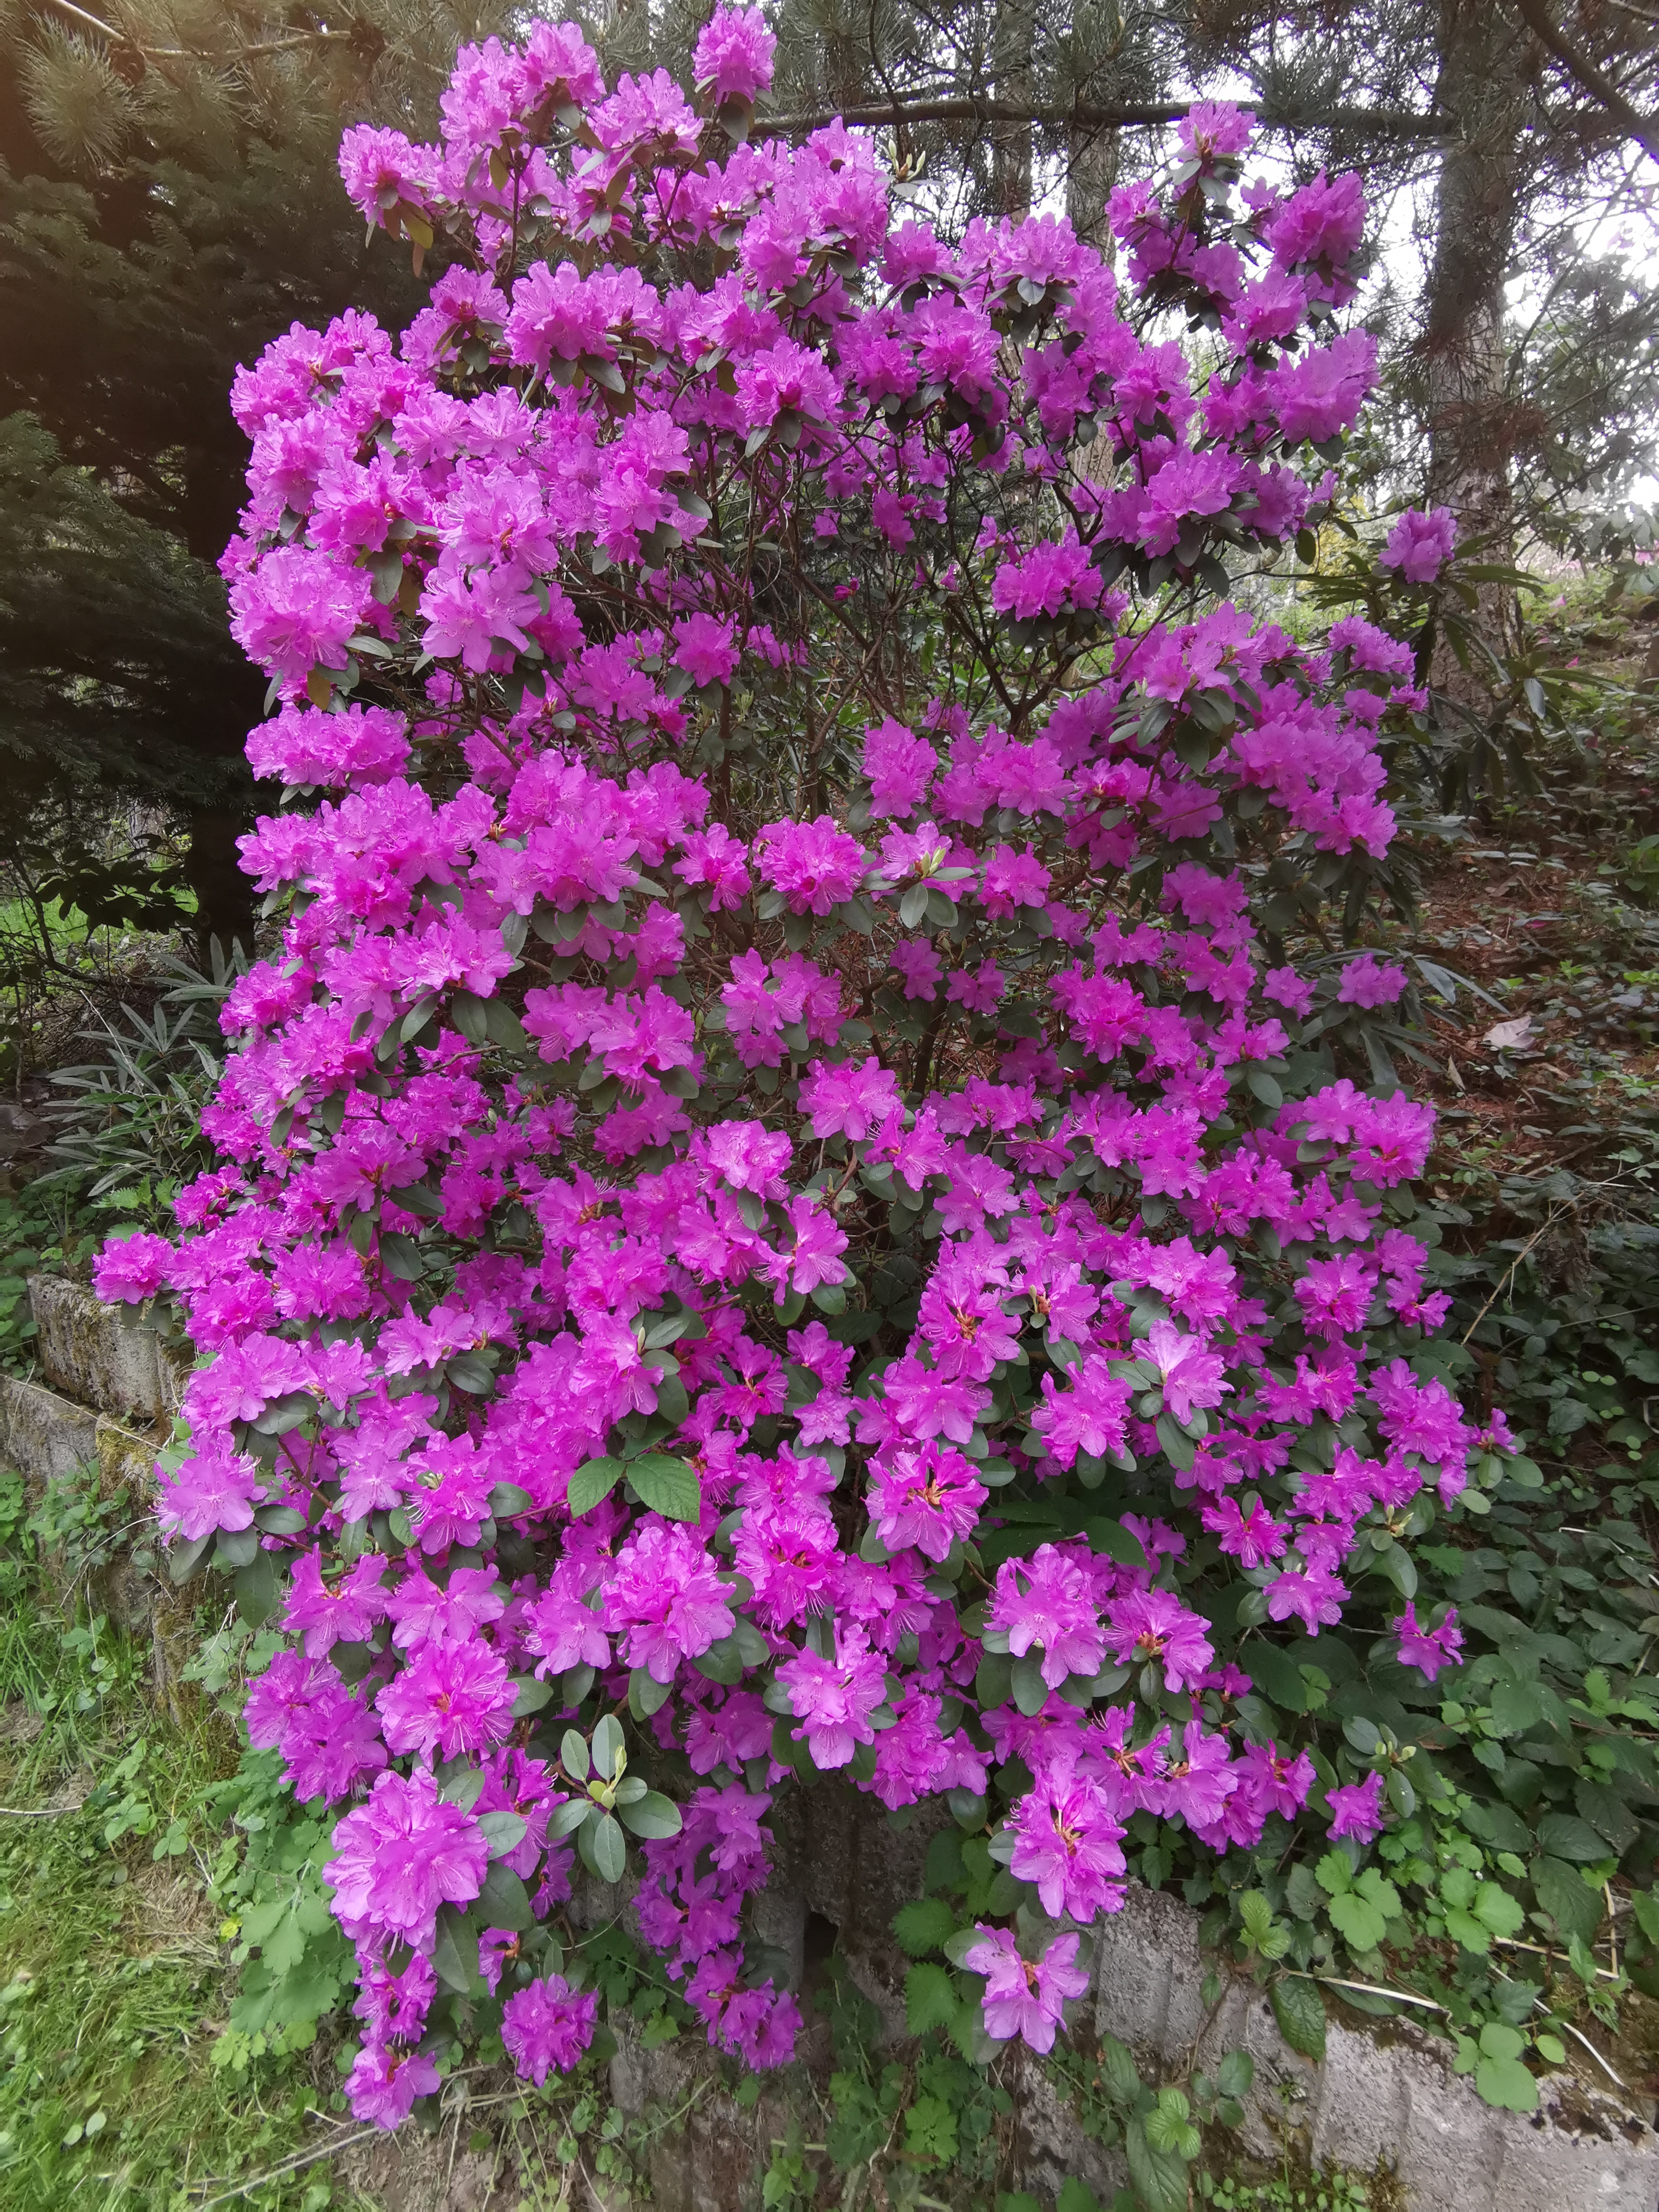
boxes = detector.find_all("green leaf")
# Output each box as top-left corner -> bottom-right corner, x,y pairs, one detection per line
432,1906 -> 486,1996
628,1665 -> 673,1719
1490,1678 -> 1544,1736
905,1962 -> 960,2037
1473,1883 -> 1526,1939
478,1809 -> 527,1859
627,1453 -> 701,1522
1097,2032 -> 1142,2104
1314,1851 -> 1354,1897
617,1789 -> 683,1839
1327,1891 -> 1388,1952
1536,1814 -> 1608,1864
509,1674 -> 552,1717
167,1530 -> 214,1586
1154,1411 -> 1196,1470
892,1898 -> 958,1957
568,1456 -> 623,1515
591,1713 -> 624,1781
1143,2087 -> 1194,2154
253,1503 -> 308,1535
1475,2049 -> 1539,2113
1126,2118 -> 1190,2212
1575,1781 -> 1640,1855
1084,1517 -> 1149,1570
488,1480 -> 533,1518
904,2093 -> 958,2164
1216,2049 -> 1255,2100
1357,1867 -> 1400,1911
1286,1863 -> 1324,1922
1011,1652 -> 1049,1715
232,1547 -> 283,1629
445,1351 -> 495,1395
1270,1978 -> 1327,2061
589,1812 -> 626,1884
477,1864 -> 533,1932
692,1633 -> 744,1684
439,1764 -> 486,1812
1057,2184 -> 1102,2212
561,1729 -> 589,1782
1534,1855 -> 1604,1944
1239,1890 -> 1274,1942
1444,1908 -> 1493,1955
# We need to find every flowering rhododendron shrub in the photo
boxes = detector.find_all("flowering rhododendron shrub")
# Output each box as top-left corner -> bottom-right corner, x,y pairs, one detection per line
98,22 -> 1507,2126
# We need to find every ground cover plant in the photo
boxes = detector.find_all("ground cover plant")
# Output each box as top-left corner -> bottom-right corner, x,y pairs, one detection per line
0,1463 -> 327,2207
85,12 -> 1652,2165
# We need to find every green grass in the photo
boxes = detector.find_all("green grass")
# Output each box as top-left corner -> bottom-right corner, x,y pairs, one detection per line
0,1472 -> 345,2212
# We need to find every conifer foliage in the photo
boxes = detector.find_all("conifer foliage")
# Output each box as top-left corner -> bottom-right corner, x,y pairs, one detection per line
97,17 -> 1516,2126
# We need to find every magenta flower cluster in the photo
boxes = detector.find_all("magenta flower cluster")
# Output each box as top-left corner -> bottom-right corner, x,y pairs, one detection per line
101,22 -> 1500,2121
1379,505 -> 1458,585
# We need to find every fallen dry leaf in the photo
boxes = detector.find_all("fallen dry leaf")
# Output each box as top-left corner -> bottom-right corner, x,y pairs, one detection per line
1482,1016 -> 1535,1051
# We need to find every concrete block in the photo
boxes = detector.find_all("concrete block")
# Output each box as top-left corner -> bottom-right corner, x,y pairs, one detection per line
0,1374 -> 98,1501
1093,1877 -> 1212,2057
1089,1885 -> 1659,2212
96,1413 -> 161,1504
1014,2055 -> 1128,2206
27,1274 -> 168,1423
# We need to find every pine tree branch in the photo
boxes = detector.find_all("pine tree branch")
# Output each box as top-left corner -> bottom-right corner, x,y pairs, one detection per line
38,0 -> 122,42
37,0 -> 358,66
1507,0 -> 1659,161
755,94 -> 1459,143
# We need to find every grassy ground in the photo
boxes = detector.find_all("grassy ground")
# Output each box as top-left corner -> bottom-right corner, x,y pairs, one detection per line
0,1469 -> 356,2212
0,1466 -> 680,2212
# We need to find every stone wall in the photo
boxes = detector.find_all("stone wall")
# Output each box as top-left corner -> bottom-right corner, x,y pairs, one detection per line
4,1277 -> 1658,2210
0,1273 -> 194,1713
599,1784 -> 1659,2212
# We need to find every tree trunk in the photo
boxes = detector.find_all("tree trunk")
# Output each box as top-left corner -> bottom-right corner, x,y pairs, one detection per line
182,804 -> 255,966
1066,120 -> 1117,246
1420,0 -> 1533,685
991,0 -> 1037,218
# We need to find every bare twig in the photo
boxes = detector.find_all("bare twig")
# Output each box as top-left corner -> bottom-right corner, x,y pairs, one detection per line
1460,1202 -> 1573,1344
190,2126 -> 382,2207
755,94 -> 1457,143
38,0 -> 358,64
1310,1974 -> 1448,2012
1558,2017 -> 1628,2092
1492,1934 -> 1621,1982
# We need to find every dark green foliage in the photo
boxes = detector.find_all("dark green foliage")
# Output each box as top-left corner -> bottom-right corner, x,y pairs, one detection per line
0,12 -> 436,944
0,413 -> 252,814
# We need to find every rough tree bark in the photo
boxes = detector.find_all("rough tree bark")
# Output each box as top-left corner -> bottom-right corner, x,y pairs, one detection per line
991,0 -> 1037,217
1066,120 -> 1118,245
1419,0 -> 1535,687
